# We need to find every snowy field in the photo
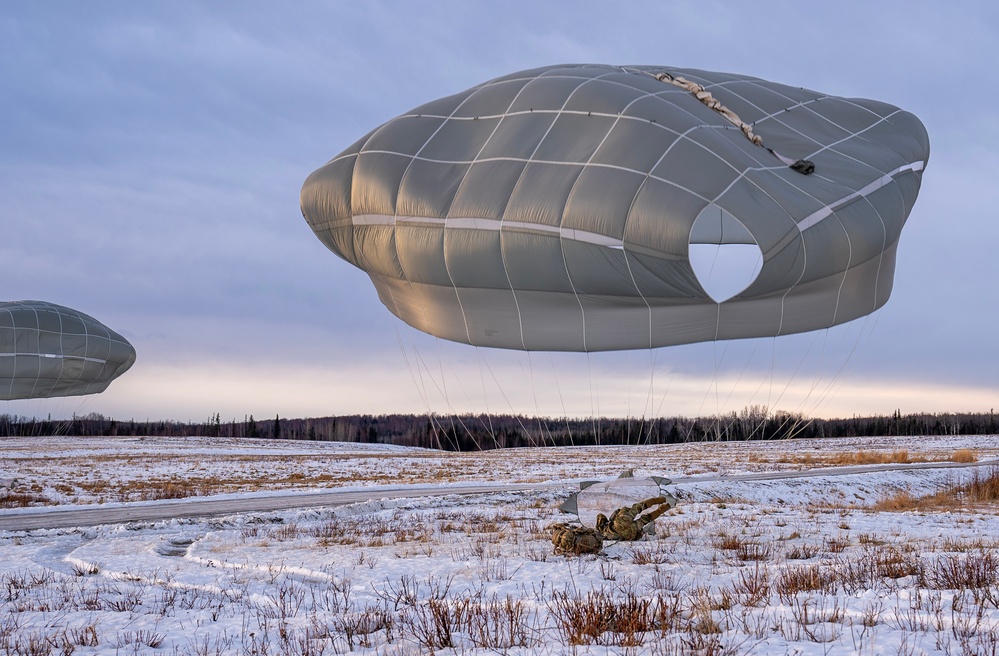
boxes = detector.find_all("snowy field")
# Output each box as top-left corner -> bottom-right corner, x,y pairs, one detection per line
3,434 -> 999,655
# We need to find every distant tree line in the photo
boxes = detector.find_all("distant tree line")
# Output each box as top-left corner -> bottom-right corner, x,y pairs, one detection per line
1,407 -> 996,449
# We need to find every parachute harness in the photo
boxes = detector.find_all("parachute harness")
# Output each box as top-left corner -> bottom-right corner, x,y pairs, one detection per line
654,72 -> 815,175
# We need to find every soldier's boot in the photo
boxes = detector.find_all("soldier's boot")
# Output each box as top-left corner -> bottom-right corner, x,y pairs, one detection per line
635,498 -> 674,533
632,496 -> 669,513
642,502 -> 672,523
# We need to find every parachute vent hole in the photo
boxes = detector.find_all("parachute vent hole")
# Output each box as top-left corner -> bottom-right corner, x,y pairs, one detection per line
689,244 -> 763,303
689,204 -> 763,303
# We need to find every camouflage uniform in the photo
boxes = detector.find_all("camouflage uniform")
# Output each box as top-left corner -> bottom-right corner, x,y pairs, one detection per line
550,523 -> 603,555
595,496 -> 673,541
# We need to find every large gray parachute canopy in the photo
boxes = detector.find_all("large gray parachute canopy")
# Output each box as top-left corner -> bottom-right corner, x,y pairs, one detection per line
0,301 -> 136,400
301,64 -> 929,351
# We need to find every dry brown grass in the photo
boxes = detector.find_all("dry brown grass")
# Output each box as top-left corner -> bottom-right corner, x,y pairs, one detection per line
871,466 -> 999,512
139,480 -> 204,501
926,551 -> 999,593
870,491 -> 923,512
66,471 -> 385,503
733,564 -> 771,607
958,466 -> 999,503
630,541 -> 674,565
951,449 -> 978,463
548,589 -> 658,646
785,543 -> 820,560
0,489 -> 53,508
735,541 -> 773,562
713,531 -> 743,551
774,449 -> 926,468
775,565 -> 838,602
9,447 -> 480,506
840,544 -> 923,591
826,449 -> 917,465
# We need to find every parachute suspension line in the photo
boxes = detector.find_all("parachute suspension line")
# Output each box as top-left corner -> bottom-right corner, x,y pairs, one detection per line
626,350 -> 633,445
770,329 -> 820,414
635,348 -> 657,445
437,342 -> 498,449
476,349 -> 538,447
768,336 -> 777,415
723,338 -> 761,410
807,312 -> 879,419
713,338 -> 764,441
738,342 -> 781,441
628,349 -> 652,446
432,337 -> 472,450
714,340 -> 722,435
706,338 -> 761,442
755,334 -> 815,441
651,72 -> 815,175
683,341 -> 728,442
548,352 -> 575,447
639,348 -> 659,445
16,393 -> 95,437
475,347 -> 500,450
406,337 -> 475,451
393,327 -> 426,416
710,339 -> 722,440
447,344 -> 503,450
525,351 -> 548,447
798,320 -> 860,422
643,354 -> 674,445
586,351 -> 600,446
800,327 -> 832,412
762,329 -> 828,441
720,335 -> 782,442
388,259 -> 455,451
779,327 -> 834,437
394,326 -> 445,450
423,358 -> 464,451
692,339 -> 728,441
625,350 -> 648,445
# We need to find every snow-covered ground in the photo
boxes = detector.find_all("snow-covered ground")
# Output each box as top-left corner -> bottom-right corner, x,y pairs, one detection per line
2,434 -> 999,655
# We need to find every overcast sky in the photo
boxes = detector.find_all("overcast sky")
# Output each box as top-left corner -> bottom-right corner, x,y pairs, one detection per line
3,2 -> 997,423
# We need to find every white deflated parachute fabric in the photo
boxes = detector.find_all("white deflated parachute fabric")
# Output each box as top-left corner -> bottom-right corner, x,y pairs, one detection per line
560,475 -> 676,529
301,64 -> 929,352
0,301 -> 136,400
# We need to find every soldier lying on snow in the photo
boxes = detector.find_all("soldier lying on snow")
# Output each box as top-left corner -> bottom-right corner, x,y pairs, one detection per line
550,496 -> 674,555
596,495 -> 673,541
